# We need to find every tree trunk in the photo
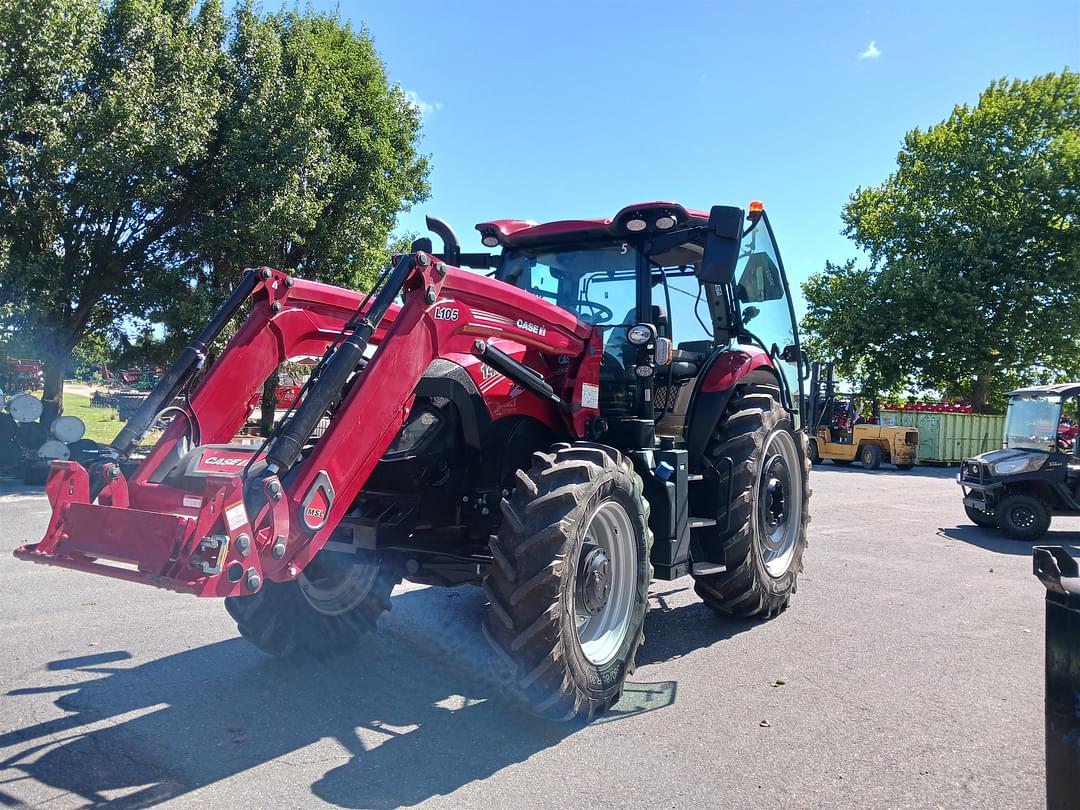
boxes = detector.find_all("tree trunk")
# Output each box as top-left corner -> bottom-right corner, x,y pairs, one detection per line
259,367 -> 280,436
40,350 -> 68,429
972,373 -> 991,414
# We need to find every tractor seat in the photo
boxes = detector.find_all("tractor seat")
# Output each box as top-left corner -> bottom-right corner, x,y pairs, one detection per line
659,347 -> 705,382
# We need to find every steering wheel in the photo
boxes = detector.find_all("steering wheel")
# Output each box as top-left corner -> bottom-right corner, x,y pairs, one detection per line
571,300 -> 614,324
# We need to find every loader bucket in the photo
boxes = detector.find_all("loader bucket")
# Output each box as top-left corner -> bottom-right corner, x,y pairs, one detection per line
14,457 -> 260,596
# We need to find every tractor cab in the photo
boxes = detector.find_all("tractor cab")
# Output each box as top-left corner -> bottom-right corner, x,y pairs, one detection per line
486,201 -> 805,452
960,383 -> 1080,539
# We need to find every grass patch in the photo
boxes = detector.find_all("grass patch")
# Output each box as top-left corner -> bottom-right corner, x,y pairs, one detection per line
62,392 -> 122,444
24,387 -> 167,447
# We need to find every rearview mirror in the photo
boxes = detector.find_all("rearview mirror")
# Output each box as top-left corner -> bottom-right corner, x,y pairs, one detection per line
698,205 -> 745,285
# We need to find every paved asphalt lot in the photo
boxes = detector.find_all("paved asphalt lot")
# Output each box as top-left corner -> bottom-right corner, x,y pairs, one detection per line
1,464 -> 1076,809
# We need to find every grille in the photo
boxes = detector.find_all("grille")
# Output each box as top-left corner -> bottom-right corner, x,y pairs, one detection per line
311,416 -> 331,439
961,462 -> 984,483
653,384 -> 680,413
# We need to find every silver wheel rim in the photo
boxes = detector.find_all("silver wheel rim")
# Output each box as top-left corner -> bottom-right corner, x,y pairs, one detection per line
574,499 -> 637,666
756,429 -> 803,578
298,553 -> 381,616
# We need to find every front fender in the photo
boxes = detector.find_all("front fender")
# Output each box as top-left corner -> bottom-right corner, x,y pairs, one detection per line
698,346 -> 775,393
684,346 -> 780,462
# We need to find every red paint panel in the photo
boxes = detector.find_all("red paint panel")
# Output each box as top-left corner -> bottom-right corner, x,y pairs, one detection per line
699,347 -> 776,393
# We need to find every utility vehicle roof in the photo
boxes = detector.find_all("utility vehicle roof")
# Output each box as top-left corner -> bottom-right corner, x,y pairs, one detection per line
1006,383 -> 1080,398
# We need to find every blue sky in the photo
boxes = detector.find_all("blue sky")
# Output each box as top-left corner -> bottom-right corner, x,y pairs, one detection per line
325,0 -> 1077,316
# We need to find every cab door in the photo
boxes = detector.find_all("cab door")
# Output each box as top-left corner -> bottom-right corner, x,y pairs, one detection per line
731,211 -> 804,426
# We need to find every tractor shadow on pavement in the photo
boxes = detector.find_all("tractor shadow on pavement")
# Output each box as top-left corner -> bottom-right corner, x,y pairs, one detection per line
0,584 -> 687,809
936,524 -> 1080,556
637,585 -> 759,666
0,480 -> 48,497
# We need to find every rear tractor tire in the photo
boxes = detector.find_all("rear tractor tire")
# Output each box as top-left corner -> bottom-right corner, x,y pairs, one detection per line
225,550 -> 397,657
483,442 -> 653,722
860,444 -> 882,470
692,383 -> 811,618
996,494 -> 1051,541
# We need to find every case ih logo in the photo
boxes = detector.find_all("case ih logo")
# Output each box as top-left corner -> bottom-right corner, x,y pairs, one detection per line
516,319 -> 546,336
202,456 -> 246,467
197,453 -> 249,472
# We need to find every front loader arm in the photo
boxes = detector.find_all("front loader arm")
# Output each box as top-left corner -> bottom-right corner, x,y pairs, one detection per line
15,253 -> 601,598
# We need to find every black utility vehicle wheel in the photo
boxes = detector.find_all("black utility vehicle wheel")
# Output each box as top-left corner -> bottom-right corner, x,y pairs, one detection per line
996,494 -> 1051,541
964,504 -> 997,528
226,550 -> 396,657
860,444 -> 882,470
808,439 -> 821,465
484,442 -> 652,722
692,383 -> 811,618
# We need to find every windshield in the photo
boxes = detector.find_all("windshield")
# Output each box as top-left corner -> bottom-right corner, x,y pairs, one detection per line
731,214 -> 801,421
498,242 -> 638,330
1004,395 -> 1062,451
497,239 -> 714,338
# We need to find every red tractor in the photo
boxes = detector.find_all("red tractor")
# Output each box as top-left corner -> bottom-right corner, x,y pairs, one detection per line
16,201 -> 810,720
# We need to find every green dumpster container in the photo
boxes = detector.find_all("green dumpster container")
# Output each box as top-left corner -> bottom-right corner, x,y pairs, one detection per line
879,410 -> 1005,464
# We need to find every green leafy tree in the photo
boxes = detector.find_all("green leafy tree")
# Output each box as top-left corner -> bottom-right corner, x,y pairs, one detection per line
70,332 -> 113,380
802,70 -> 1080,412
0,0 -> 429,426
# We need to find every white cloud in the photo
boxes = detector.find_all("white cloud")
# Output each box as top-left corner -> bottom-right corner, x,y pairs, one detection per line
858,40 -> 882,60
404,90 -> 443,117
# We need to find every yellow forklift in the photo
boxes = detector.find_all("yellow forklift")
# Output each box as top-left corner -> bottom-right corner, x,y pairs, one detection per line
806,363 -> 919,470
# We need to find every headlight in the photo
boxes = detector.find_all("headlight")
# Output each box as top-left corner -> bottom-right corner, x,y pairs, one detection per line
989,454 -> 1048,476
627,323 -> 655,345
384,407 -> 442,457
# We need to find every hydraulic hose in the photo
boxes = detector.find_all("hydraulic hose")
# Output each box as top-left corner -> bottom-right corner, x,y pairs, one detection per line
110,269 -> 259,457
264,253 -> 416,473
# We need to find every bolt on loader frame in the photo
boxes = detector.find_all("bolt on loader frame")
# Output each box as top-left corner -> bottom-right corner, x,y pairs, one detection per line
16,201 -> 810,720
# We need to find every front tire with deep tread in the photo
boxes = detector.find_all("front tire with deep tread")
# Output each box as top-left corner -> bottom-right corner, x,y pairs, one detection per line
692,383 -> 811,618
483,442 -> 653,722
225,551 -> 396,657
